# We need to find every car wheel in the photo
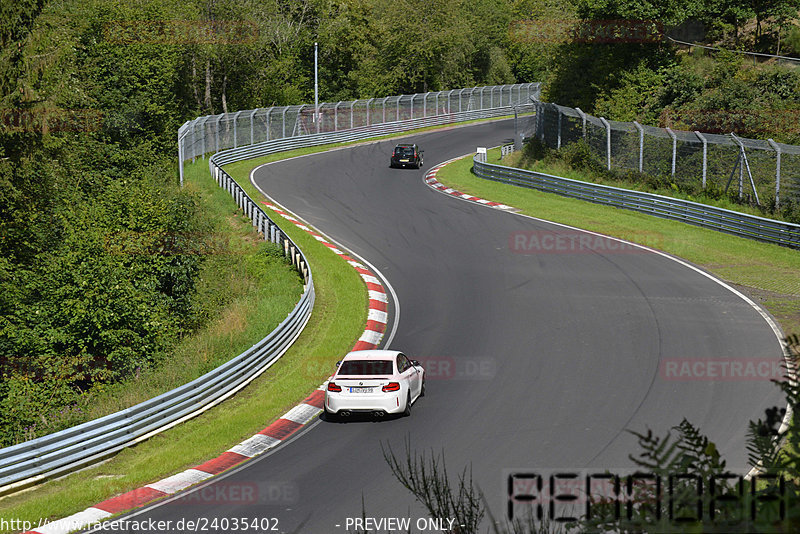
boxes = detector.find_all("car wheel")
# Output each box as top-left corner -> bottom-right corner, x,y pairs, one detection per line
420,379 -> 425,397
324,408 -> 338,422
403,392 -> 412,417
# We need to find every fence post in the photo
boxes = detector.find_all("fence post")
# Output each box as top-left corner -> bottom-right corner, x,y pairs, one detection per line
201,117 -> 207,159
731,133 -> 759,205
178,131 -> 184,187
250,109 -> 257,145
575,107 -> 587,139
215,115 -> 221,153
768,138 -> 782,208
188,123 -> 195,164
367,98 -> 374,125
634,121 -> 644,173
695,131 -> 707,189
396,96 -> 400,121
333,101 -> 339,131
666,128 -> 677,178
282,107 -> 288,138
556,107 -> 562,149
233,111 -> 242,148
600,117 -> 612,170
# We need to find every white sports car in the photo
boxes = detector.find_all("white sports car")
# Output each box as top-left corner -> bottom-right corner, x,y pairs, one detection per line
324,350 -> 425,419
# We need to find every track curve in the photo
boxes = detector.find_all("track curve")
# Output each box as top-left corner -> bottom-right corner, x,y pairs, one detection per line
104,119 -> 784,533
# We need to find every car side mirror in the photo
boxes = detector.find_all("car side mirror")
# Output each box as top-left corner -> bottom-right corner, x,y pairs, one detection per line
336,361 -> 341,367
411,360 -> 420,366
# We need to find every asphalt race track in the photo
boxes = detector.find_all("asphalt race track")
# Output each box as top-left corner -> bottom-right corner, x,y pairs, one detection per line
103,119 -> 785,533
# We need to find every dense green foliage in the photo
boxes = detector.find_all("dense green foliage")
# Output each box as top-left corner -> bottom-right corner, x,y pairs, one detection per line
2,0 -> 799,447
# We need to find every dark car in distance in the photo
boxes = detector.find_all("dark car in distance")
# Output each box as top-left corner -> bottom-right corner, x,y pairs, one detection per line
390,143 -> 423,169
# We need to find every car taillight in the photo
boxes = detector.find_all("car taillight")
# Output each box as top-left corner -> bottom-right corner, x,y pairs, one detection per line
327,382 -> 342,392
382,382 -> 400,392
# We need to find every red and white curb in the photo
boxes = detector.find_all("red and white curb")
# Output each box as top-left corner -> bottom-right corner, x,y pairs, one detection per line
262,201 -> 389,353
23,204 -> 390,534
424,158 -> 517,212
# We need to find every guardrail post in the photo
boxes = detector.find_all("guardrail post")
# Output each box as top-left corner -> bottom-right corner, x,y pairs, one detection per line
600,117 -> 612,170
666,128 -> 677,178
634,121 -> 645,173
768,138 -> 782,208
695,131 -> 708,189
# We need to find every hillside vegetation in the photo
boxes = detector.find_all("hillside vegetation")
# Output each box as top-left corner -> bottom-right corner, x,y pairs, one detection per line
1,0 -> 799,446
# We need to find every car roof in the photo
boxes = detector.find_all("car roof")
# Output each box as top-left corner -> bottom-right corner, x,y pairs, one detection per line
341,349 -> 402,361
395,143 -> 415,147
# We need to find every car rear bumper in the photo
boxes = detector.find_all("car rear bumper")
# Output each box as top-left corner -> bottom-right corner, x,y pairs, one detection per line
391,159 -> 418,167
325,391 -> 404,414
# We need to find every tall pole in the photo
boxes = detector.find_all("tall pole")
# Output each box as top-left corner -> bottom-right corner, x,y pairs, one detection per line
314,42 -> 319,134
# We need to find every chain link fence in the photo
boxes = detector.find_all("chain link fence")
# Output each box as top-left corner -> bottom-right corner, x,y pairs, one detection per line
179,84 -> 541,184
525,102 -> 800,208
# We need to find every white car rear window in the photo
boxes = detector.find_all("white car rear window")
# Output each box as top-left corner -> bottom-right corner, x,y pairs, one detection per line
338,360 -> 393,375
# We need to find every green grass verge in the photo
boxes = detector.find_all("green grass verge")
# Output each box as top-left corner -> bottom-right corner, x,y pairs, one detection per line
0,159 -> 366,528
438,148 -> 800,337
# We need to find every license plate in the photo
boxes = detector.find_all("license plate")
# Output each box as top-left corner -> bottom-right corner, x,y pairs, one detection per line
399,159 -> 409,162
350,387 -> 373,393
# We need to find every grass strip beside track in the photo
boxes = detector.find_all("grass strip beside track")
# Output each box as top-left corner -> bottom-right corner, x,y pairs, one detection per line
438,148 -> 800,338
0,158 -> 366,529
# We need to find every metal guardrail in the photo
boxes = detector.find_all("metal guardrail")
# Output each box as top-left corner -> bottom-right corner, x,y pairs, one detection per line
0,84 -> 539,496
473,157 -> 800,249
